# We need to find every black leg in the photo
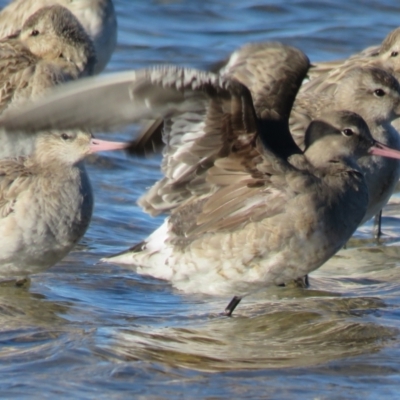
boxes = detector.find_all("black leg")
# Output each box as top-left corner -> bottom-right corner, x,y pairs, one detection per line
373,210 -> 382,240
298,274 -> 310,288
224,295 -> 242,316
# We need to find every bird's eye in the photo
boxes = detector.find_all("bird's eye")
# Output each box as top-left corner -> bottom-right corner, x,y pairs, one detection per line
30,30 -> 39,37
61,133 -> 70,140
374,88 -> 386,97
59,53 -> 64,59
391,51 -> 398,57
342,128 -> 354,137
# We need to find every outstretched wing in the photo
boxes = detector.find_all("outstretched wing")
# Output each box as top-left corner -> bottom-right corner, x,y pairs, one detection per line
218,42 -> 310,159
0,66 -> 307,233
130,42 -> 310,159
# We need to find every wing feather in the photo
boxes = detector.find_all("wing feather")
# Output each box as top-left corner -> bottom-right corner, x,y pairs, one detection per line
0,159 -> 30,218
0,63 -> 310,237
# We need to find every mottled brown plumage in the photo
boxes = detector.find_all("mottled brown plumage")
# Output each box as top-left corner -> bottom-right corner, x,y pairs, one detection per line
3,64 -> 400,312
0,129 -> 126,278
0,0 -> 116,74
0,5 -> 96,158
0,5 -> 96,115
290,66 -> 400,224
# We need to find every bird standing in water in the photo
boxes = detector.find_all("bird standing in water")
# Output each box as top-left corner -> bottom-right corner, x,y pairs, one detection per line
303,27 -> 400,237
133,41 -> 400,239
0,3 -> 123,283
0,129 -> 127,280
3,55 -> 400,313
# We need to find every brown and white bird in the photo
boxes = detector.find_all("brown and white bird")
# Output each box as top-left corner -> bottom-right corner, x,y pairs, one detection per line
0,129 -> 126,279
0,4 -> 96,110
0,3 -> 121,281
302,28 -> 400,236
290,66 -> 400,234
213,44 -> 400,236
0,4 -> 97,157
3,52 -> 400,313
133,44 -> 400,232
0,0 -> 117,74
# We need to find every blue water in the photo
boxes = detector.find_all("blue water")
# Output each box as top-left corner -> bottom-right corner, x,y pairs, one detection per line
2,0 -> 400,398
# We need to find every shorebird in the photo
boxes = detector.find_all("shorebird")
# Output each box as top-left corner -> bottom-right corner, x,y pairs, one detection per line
3,59 -> 400,314
0,0 -> 117,74
290,66 -> 400,237
304,28 -> 400,237
214,43 -> 400,238
134,43 -> 400,241
0,129 -> 126,279
137,43 -> 400,233
0,4 -> 97,157
0,3 -> 120,281
0,4 -> 96,107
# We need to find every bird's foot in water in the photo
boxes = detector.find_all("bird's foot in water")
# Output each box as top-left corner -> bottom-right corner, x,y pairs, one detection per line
224,296 -> 242,316
224,275 -> 310,317
373,210 -> 383,242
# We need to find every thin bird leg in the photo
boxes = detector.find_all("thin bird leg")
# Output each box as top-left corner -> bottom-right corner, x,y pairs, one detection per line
224,296 -> 242,316
373,210 -> 383,240
294,274 -> 310,288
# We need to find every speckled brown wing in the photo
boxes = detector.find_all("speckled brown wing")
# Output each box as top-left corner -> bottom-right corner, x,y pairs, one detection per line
0,66 -> 306,227
130,42 -> 310,158
168,139 -> 310,240
136,42 -> 311,214
0,38 -> 39,113
0,37 -> 74,115
219,42 -> 309,122
130,67 -> 290,217
217,42 -> 310,160
0,158 -> 30,218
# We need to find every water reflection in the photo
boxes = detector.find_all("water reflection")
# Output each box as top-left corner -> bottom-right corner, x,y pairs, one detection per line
100,292 -> 396,371
0,284 -> 71,367
1,0 -> 400,397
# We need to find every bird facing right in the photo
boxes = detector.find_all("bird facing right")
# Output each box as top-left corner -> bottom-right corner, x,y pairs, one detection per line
0,129 -> 127,280
3,62 -> 400,314
290,66 -> 400,226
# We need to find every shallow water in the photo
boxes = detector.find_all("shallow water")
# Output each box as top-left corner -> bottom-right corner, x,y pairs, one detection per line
2,0 -> 400,398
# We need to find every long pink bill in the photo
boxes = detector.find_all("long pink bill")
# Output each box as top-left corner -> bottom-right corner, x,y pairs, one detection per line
90,138 -> 128,153
369,141 -> 400,159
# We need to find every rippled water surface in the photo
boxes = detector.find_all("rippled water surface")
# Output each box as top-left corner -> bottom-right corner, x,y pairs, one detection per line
2,0 -> 400,398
